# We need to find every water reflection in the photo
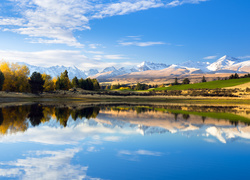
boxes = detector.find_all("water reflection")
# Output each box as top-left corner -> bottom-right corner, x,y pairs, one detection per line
0,103 -> 250,179
0,104 -> 250,138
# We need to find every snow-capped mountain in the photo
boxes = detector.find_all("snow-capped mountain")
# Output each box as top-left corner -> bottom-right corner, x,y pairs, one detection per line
19,63 -> 87,79
101,66 -> 117,73
179,60 -> 211,72
17,55 -> 250,81
91,66 -> 139,79
207,55 -> 243,71
137,61 -> 169,71
85,69 -> 99,77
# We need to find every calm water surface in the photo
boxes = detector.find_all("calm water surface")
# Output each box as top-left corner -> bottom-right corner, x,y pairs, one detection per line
0,103 -> 250,180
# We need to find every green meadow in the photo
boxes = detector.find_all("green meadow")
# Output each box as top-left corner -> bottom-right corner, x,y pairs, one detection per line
152,78 -> 250,91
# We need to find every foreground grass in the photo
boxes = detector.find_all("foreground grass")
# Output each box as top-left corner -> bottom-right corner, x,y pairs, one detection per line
152,78 -> 250,91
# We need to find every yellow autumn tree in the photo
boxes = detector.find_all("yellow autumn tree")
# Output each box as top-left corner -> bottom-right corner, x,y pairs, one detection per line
42,73 -> 55,92
0,61 -> 30,92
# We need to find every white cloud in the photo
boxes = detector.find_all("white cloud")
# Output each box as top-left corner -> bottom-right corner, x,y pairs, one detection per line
0,49 -> 128,70
120,41 -> 166,47
119,36 -> 167,47
166,0 -> 209,7
0,0 -> 209,47
0,148 -> 101,180
237,55 -> 250,59
0,49 -> 90,67
118,149 -> 163,161
203,55 -> 217,60
104,54 -> 126,59
103,136 -> 121,142
0,119 -> 140,145
91,1 -> 164,19
87,51 -> 104,54
89,44 -> 102,49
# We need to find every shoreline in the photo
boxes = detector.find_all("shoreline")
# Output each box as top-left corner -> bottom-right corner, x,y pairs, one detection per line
1,91 -> 250,105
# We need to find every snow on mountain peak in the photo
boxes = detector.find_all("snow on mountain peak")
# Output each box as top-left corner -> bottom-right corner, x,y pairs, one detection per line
207,55 -> 241,71
137,61 -> 169,71
18,63 -> 87,79
101,66 -> 117,73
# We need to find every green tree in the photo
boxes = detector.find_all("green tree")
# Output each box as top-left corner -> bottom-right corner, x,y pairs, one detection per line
86,78 -> 94,90
55,77 -> 61,90
202,76 -> 206,83
182,78 -> 190,84
174,77 -> 178,85
92,79 -> 100,90
79,78 -> 87,89
56,70 -> 71,90
29,72 -> 45,94
0,70 -> 4,91
134,83 -> 148,90
42,73 -> 55,92
72,76 -> 79,88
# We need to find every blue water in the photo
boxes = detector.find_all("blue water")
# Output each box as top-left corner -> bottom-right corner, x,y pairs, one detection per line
0,105 -> 250,180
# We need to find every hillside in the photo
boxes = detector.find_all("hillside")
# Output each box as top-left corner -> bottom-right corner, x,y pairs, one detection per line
153,78 -> 250,91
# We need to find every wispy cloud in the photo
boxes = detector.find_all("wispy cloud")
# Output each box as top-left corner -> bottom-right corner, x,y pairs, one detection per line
166,0 -> 209,7
120,41 -> 166,47
0,49 -> 90,67
0,49 -> 130,70
119,36 -> 167,47
203,55 -> 217,60
118,149 -> 163,161
118,149 -> 162,156
0,148 -> 101,179
237,55 -> 250,59
0,0 -> 209,47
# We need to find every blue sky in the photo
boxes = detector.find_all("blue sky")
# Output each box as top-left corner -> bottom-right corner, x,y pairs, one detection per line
0,0 -> 249,70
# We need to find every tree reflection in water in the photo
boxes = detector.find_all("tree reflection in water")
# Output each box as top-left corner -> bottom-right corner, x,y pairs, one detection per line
0,104 -> 100,134
0,104 -> 249,135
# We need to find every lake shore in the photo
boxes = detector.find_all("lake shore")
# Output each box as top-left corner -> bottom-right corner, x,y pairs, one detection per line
1,91 -> 250,106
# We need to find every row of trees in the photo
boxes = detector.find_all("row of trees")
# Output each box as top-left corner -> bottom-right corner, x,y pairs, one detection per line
0,62 -> 100,93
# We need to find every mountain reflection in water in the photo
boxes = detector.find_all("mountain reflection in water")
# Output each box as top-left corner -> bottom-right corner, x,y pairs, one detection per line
0,103 -> 250,180
0,104 -> 250,143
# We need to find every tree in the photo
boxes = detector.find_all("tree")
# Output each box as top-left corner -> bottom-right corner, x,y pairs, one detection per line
42,73 -> 55,92
174,77 -> 178,85
56,70 -> 71,90
182,78 -> 190,84
86,78 -> 94,90
0,70 -> 4,91
29,72 -> 45,94
72,76 -> 79,88
202,76 -> 206,83
0,62 -> 30,92
92,79 -> 100,90
134,83 -> 148,90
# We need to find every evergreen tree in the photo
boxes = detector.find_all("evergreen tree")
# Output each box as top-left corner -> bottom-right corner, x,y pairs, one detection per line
55,77 -> 61,90
182,78 -> 190,84
56,70 -> 71,90
29,72 -> 45,94
92,79 -> 100,90
0,70 -> 4,91
79,78 -> 87,89
86,78 -> 94,90
174,77 -> 178,85
72,76 -> 79,88
202,76 -> 206,83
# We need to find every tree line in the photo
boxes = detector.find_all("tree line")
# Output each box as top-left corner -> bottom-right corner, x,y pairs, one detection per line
0,62 -> 100,93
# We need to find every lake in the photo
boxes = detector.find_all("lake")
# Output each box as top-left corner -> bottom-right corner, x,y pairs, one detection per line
0,102 -> 250,180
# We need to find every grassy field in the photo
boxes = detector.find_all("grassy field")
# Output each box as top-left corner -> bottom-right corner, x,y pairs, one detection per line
151,78 -> 250,91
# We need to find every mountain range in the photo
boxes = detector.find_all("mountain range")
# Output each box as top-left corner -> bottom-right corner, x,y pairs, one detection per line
20,55 -> 250,81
